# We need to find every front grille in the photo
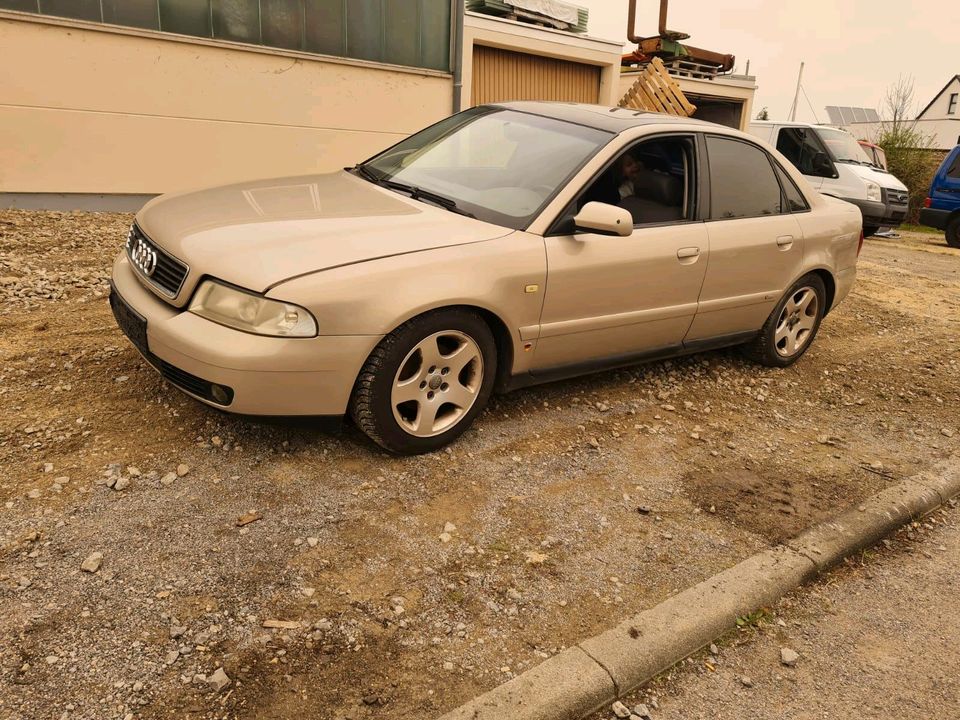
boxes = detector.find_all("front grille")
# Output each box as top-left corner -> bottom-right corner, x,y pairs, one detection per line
126,224 -> 189,298
885,188 -> 909,206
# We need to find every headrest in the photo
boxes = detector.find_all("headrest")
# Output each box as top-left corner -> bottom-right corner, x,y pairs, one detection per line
633,170 -> 682,207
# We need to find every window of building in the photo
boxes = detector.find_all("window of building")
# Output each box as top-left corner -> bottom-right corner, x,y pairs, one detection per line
706,135 -> 782,220
948,93 -> 958,116
0,0 -> 452,71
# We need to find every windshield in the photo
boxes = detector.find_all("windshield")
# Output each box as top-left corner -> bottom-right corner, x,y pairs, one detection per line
361,107 -> 612,229
815,127 -> 874,164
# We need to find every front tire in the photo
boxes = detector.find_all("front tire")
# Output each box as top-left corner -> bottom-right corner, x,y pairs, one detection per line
349,309 -> 497,455
742,274 -> 826,368
946,216 -> 960,249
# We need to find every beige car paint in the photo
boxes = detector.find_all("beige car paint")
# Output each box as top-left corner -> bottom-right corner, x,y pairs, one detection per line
534,221 -> 709,368
135,171 -> 515,306
112,102 -> 862,420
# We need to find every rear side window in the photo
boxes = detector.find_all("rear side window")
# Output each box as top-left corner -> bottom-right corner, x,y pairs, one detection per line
948,152 -> 960,179
773,162 -> 810,212
706,136 -> 782,219
777,127 -> 827,175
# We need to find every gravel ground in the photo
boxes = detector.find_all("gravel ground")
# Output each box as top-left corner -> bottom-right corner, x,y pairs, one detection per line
1,211 -> 958,720
590,498 -> 960,720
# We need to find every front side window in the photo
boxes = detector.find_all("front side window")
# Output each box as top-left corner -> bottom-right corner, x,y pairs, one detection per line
361,108 -> 612,230
577,136 -> 695,225
776,127 -> 831,175
706,135 -> 782,220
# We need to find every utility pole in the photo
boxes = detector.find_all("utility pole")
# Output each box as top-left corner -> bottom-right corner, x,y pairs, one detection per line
789,61 -> 805,121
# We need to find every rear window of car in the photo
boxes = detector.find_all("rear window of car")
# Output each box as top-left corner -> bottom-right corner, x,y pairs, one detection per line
947,151 -> 960,179
706,135 -> 782,219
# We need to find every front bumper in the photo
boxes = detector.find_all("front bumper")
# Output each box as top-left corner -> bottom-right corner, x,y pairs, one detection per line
110,253 -> 382,416
847,197 -> 906,228
919,207 -> 950,231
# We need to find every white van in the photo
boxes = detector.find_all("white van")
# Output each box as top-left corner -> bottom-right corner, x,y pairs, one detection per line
749,121 -> 909,235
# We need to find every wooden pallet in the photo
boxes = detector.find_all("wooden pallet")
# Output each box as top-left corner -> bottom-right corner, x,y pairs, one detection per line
618,57 -> 697,117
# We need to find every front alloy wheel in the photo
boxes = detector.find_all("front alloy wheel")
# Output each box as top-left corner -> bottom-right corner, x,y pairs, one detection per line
391,331 -> 484,437
350,309 -> 496,454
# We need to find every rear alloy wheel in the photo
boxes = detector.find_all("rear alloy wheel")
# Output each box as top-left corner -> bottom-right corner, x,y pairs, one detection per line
350,310 -> 496,454
742,274 -> 826,368
946,216 -> 960,249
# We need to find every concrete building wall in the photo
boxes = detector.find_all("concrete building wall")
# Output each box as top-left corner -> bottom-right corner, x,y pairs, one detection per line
0,11 -> 452,200
841,119 -> 960,151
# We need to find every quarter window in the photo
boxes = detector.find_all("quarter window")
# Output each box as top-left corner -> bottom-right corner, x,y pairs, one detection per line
706,136 -> 782,219
772,162 -> 810,212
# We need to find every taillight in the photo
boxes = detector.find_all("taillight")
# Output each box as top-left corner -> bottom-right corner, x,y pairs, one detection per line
857,230 -> 864,256
923,197 -> 932,208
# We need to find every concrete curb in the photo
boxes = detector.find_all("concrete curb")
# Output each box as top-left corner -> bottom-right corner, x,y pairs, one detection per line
437,461 -> 960,720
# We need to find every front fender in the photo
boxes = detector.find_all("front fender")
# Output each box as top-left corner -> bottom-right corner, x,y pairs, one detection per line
268,232 -> 547,374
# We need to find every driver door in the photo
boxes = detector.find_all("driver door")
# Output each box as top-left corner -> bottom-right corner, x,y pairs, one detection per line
531,135 -> 708,371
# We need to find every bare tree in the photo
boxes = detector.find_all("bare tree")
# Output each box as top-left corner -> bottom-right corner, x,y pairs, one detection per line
876,76 -> 938,222
881,75 -> 917,128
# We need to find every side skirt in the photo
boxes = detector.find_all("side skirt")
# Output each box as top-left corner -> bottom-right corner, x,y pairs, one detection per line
501,330 -> 759,392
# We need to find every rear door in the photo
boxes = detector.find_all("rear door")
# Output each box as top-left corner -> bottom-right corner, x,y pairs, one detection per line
685,134 -> 806,341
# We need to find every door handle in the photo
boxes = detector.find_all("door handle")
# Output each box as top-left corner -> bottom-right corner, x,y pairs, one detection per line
677,246 -> 701,259
776,235 -> 795,248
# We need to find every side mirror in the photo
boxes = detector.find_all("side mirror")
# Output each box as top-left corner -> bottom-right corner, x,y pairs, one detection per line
573,202 -> 633,237
812,151 -> 834,177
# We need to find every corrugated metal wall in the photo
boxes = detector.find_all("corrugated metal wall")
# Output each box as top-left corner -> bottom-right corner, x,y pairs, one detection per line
472,45 -> 600,105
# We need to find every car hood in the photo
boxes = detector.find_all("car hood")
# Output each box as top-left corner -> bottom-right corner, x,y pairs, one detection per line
136,171 -> 513,298
844,162 -> 908,192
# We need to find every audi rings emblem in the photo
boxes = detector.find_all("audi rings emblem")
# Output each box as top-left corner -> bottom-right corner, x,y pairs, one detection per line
129,235 -> 158,277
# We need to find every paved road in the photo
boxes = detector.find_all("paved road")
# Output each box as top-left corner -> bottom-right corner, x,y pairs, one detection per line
610,500 -> 960,720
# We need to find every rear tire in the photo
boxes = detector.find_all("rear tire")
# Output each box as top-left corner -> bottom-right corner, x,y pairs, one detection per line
946,216 -> 960,249
863,225 -> 879,238
349,309 -> 496,455
742,273 -> 826,368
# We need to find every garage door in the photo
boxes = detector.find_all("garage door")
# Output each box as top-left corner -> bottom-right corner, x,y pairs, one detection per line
472,45 -> 600,105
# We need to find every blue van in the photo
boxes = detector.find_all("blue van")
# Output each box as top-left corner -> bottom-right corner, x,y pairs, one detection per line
920,145 -> 960,248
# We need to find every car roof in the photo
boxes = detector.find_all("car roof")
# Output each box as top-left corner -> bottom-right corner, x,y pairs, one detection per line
488,101 -> 718,134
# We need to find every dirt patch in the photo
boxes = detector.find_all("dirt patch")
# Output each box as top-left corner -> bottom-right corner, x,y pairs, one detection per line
684,465 -> 871,544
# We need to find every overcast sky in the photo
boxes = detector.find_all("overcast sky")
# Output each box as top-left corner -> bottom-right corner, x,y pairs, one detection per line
577,0 -> 959,123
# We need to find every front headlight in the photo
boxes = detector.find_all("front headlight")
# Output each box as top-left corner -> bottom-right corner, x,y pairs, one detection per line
865,182 -> 882,203
189,280 -> 317,338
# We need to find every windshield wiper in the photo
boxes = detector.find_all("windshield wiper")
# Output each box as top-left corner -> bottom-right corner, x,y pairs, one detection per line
381,180 -> 476,219
352,163 -> 382,184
